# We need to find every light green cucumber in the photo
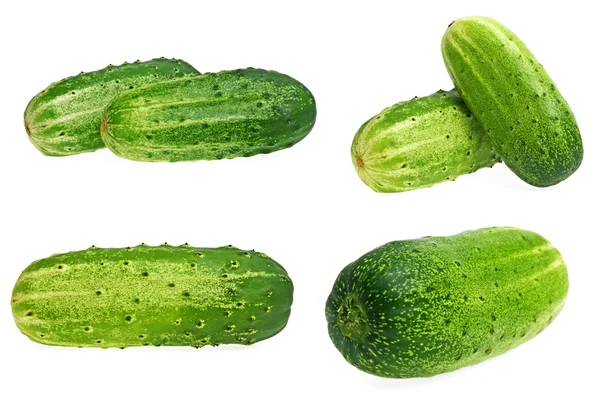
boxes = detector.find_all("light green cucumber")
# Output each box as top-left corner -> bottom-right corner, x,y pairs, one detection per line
11,244 -> 293,348
24,58 -> 200,156
442,16 -> 583,187
326,227 -> 568,378
351,89 -> 500,193
101,68 -> 316,162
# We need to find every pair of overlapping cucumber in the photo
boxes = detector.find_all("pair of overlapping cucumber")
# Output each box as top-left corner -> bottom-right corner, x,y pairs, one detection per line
352,16 -> 583,192
25,59 -> 316,161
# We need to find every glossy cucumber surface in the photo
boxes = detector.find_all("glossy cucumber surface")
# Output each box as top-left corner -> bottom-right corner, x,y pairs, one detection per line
12,244 -> 293,348
102,68 -> 316,162
351,89 -> 499,192
25,58 -> 199,156
442,16 -> 583,186
326,227 -> 568,378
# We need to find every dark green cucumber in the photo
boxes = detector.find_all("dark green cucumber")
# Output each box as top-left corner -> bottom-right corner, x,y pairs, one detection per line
351,89 -> 499,193
101,68 -> 316,162
442,16 -> 583,187
11,244 -> 293,348
24,58 -> 200,156
326,227 -> 568,378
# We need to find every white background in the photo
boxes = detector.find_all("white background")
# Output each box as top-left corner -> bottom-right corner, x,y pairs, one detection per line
1,1 -> 598,397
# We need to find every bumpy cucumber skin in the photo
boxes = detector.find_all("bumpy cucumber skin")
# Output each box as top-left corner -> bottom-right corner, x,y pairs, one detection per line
326,227 -> 568,378
351,89 -> 499,193
24,58 -> 200,156
12,244 -> 293,348
101,68 -> 317,162
442,16 -> 583,187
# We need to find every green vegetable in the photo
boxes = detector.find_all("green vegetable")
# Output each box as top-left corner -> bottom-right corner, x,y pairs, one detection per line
442,16 -> 583,187
326,227 -> 568,378
351,89 -> 499,192
101,68 -> 316,162
12,244 -> 293,348
24,58 -> 200,156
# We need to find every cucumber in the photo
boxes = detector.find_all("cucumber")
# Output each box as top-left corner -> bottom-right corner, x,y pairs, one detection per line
24,58 -> 200,156
101,68 -> 316,162
11,244 -> 293,348
442,16 -> 583,187
351,89 -> 500,193
326,227 -> 568,378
